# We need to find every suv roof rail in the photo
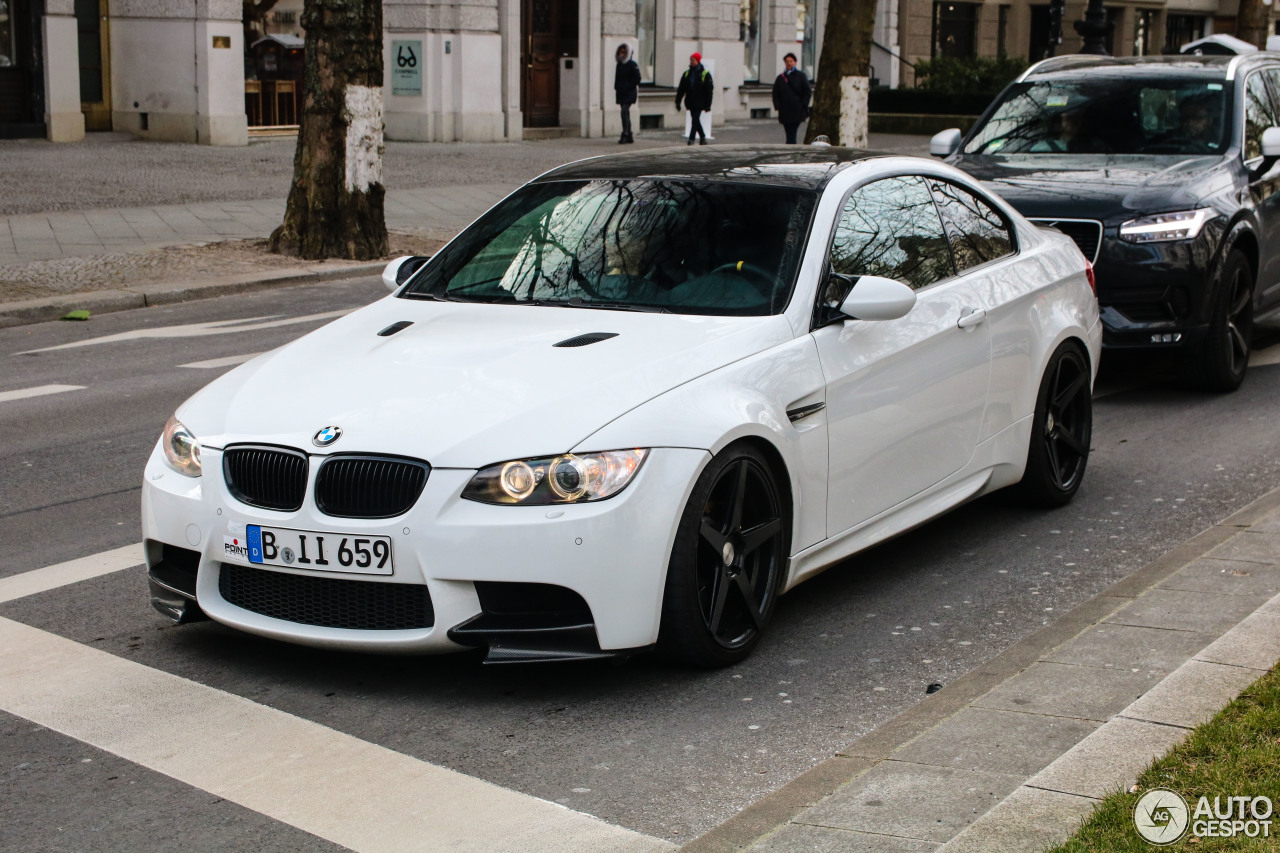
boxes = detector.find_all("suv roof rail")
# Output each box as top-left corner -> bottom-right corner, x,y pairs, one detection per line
1016,55 -> 1103,82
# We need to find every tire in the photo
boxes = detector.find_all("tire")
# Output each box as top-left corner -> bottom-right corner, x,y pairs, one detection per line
658,444 -> 790,668
1189,249 -> 1254,393
1013,341 -> 1092,508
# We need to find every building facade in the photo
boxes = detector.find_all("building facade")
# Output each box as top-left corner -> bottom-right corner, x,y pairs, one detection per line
0,0 -> 1273,143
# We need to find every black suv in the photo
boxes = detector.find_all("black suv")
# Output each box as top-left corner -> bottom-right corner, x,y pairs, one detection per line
933,55 -> 1280,390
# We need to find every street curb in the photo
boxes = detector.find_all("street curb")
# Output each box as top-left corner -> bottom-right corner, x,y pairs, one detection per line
680,484 -> 1280,852
0,262 -> 387,329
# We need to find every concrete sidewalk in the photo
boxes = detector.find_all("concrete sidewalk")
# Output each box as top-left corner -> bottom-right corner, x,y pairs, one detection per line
686,490 -> 1280,852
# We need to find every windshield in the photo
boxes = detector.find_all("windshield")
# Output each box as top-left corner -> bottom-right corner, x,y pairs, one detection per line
964,77 -> 1232,156
401,179 -> 817,316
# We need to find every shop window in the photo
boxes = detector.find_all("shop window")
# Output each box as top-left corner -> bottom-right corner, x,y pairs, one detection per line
1165,14 -> 1205,53
1133,9 -> 1156,56
1104,7 -> 1121,56
795,0 -> 816,79
636,0 -> 656,83
1029,4 -> 1049,63
0,0 -> 15,68
932,2 -> 978,59
741,0 -> 761,82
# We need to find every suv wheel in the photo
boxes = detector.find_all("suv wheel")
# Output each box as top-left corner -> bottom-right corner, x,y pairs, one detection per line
1191,249 -> 1253,392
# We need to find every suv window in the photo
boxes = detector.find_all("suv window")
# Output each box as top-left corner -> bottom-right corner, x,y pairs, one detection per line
965,77 -> 1231,156
830,175 -> 955,290
1244,70 -> 1280,161
926,179 -> 1015,271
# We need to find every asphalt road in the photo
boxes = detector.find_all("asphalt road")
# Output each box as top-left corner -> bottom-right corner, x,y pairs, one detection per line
2,278 -> 1280,848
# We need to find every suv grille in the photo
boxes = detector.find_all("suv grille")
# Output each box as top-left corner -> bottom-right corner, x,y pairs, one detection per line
219,564 -> 434,630
223,446 -> 309,511
1030,218 -> 1103,264
315,455 -> 430,518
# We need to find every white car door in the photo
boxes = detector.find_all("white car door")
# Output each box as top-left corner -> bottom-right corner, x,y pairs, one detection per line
813,174 -> 994,537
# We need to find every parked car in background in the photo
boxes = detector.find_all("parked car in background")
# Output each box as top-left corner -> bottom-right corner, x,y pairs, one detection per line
143,146 -> 1099,668
933,54 -> 1280,391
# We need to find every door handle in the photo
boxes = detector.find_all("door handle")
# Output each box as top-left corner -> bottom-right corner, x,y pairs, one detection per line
957,307 -> 986,330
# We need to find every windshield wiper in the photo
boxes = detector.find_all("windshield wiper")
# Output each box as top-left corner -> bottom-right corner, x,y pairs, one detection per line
557,297 -> 672,313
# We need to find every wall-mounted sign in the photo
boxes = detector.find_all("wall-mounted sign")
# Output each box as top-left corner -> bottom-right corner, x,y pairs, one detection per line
212,35 -> 231,49
391,40 -> 423,96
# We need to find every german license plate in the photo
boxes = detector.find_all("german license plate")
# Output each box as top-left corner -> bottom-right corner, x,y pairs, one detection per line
225,525 -> 394,576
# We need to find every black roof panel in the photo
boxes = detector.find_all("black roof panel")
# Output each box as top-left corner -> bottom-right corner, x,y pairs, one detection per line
532,144 -> 888,190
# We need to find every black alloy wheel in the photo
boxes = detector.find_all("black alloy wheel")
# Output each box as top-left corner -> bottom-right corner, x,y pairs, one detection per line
1193,249 -> 1253,393
659,445 -> 789,667
1013,341 -> 1092,508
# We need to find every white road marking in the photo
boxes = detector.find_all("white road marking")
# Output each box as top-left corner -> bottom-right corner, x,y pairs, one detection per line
17,309 -> 353,354
181,352 -> 266,369
0,546 -> 672,853
0,384 -> 86,403
0,543 -> 144,604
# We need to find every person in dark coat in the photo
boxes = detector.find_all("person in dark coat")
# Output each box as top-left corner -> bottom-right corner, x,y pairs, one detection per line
614,43 -> 641,144
772,53 -> 811,144
675,52 -> 714,145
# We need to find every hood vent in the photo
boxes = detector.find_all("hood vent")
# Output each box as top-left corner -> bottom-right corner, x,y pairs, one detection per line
553,332 -> 618,348
378,321 -> 414,337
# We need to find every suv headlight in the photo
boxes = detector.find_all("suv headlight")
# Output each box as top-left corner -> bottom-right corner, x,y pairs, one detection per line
1119,209 -> 1212,243
162,415 -> 202,477
462,449 -> 649,505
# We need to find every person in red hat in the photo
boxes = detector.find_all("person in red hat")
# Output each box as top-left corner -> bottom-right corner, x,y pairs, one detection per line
676,52 -> 714,145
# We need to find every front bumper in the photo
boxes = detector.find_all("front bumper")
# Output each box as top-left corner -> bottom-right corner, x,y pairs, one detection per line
1094,226 -> 1217,351
141,442 -> 709,656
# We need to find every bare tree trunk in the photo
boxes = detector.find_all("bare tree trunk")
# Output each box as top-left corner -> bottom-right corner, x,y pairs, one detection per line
806,0 -> 877,146
1237,0 -> 1267,49
269,0 -> 388,260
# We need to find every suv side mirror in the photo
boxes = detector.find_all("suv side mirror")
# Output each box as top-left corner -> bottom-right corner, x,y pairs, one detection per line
382,255 -> 431,291
930,128 -> 962,158
1258,127 -> 1280,178
832,273 -> 917,321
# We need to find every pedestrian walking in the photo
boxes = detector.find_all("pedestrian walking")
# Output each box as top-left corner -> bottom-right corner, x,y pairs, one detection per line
772,53 -> 811,144
675,53 -> 714,146
614,43 -> 641,144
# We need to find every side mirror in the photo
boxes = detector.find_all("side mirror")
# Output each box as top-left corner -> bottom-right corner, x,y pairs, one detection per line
382,255 -> 431,292
1262,127 -> 1280,158
930,128 -> 962,158
836,274 -> 917,321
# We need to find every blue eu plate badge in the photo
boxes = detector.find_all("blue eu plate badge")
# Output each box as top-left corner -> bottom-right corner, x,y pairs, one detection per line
246,525 -> 264,563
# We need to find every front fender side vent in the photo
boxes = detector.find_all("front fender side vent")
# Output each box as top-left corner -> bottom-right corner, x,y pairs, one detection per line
787,402 -> 826,422
553,332 -> 619,348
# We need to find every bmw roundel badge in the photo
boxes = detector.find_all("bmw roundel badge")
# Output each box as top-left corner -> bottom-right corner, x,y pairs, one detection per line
313,426 -> 343,447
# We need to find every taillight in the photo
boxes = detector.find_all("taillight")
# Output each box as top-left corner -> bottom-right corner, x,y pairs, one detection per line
1084,260 -> 1096,296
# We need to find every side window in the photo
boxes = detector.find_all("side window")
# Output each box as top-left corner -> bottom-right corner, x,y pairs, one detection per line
830,175 -> 955,290
1243,72 -> 1278,161
927,179 -> 1015,272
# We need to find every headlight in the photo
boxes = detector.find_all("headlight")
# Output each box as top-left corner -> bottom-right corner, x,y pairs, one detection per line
462,449 -> 649,505
1118,209 -> 1212,243
162,415 -> 202,477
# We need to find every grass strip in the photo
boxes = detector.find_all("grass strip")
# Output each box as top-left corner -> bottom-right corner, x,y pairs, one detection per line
1049,662 -> 1280,851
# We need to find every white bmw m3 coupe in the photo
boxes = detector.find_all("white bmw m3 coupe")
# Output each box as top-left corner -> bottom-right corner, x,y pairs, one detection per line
142,146 -> 1101,667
